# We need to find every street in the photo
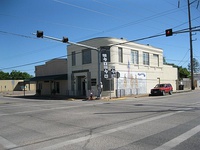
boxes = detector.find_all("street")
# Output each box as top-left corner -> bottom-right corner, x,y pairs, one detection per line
0,90 -> 200,150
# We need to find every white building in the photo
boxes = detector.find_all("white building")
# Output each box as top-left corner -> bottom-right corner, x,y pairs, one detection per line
33,37 -> 178,97
67,37 -> 178,97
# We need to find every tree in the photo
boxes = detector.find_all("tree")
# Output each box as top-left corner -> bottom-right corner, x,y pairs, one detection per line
179,67 -> 190,79
0,71 -> 10,80
10,70 -> 33,80
163,57 -> 167,64
188,58 -> 200,73
0,70 -> 33,80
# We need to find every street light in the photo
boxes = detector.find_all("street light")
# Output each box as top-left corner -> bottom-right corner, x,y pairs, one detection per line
34,31 -> 102,98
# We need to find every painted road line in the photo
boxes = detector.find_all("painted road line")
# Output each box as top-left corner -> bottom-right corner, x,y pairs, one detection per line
37,111 -> 184,150
153,124 -> 200,150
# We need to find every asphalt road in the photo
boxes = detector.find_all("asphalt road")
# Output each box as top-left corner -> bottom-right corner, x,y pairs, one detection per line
0,90 -> 200,150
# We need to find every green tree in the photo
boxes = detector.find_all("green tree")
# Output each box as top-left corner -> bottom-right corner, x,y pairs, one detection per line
0,70 -> 33,80
188,58 -> 200,73
179,67 -> 190,79
10,70 -> 33,80
163,57 -> 167,64
0,71 -> 10,80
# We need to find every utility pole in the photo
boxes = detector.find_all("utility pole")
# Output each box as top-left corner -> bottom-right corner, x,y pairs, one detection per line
187,0 -> 195,90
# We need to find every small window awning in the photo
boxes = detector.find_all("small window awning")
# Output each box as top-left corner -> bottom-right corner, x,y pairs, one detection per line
30,74 -> 68,81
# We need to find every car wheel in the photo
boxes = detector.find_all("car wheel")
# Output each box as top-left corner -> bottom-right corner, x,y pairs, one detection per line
169,90 -> 172,95
162,91 -> 166,96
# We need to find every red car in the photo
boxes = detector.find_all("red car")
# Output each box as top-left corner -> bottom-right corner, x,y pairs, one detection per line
150,83 -> 173,96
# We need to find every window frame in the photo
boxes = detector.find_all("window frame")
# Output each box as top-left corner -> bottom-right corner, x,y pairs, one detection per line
153,54 -> 159,66
82,49 -> 92,64
72,51 -> 76,66
131,50 -> 139,65
143,52 -> 149,65
118,47 -> 123,63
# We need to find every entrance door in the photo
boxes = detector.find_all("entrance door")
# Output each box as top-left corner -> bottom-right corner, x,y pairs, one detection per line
82,81 -> 86,96
77,76 -> 86,96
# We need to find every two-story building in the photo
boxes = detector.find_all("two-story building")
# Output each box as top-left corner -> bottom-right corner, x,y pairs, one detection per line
33,37 -> 178,97
67,37 -> 177,97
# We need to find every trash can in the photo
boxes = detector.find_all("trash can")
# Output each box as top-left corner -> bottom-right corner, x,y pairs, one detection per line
179,85 -> 184,90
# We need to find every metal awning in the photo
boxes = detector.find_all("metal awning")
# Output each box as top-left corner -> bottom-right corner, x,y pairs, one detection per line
30,74 -> 68,81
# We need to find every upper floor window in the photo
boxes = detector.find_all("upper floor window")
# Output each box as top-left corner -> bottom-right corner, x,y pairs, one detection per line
143,52 -> 149,65
82,49 -> 91,64
131,50 -> 139,64
118,47 -> 123,63
153,54 -> 159,66
72,51 -> 76,66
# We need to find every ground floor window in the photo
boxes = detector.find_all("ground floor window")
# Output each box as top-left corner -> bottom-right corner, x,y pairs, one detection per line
55,82 -> 60,93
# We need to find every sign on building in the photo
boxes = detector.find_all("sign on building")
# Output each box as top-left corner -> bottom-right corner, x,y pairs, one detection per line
102,53 -> 108,78
111,66 -> 116,78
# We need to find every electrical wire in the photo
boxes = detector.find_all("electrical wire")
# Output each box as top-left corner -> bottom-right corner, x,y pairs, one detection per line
177,49 -> 190,66
0,30 -> 35,39
0,55 -> 67,71
53,0 -> 122,20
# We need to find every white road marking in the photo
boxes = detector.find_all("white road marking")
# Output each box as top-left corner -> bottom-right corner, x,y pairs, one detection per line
153,124 -> 200,150
38,111 -> 184,150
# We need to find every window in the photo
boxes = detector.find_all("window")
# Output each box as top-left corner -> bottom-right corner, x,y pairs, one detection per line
131,50 -> 139,64
82,49 -> 91,64
118,47 -> 123,63
153,54 -> 159,66
38,83 -> 42,90
91,78 -> 96,86
55,82 -> 60,93
72,51 -> 76,66
143,52 -> 149,65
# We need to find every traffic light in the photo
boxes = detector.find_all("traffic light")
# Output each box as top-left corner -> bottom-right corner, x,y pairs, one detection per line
165,29 -> 173,37
62,37 -> 69,43
36,30 -> 43,38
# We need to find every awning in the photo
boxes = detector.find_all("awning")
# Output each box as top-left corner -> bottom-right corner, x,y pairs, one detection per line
30,74 -> 68,81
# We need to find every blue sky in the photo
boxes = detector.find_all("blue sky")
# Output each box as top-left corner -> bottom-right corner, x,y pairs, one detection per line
0,0 -> 200,76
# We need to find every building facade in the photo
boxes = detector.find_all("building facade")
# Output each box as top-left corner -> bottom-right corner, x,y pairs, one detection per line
67,37 -> 178,98
32,59 -> 68,95
0,80 -> 35,93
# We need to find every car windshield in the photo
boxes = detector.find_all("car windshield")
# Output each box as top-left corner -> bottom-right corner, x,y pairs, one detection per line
155,84 -> 165,88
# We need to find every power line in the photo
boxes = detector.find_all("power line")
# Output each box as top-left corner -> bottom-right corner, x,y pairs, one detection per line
0,50 -> 87,71
0,30 -> 35,39
53,0 -> 122,20
2,26 -> 198,71
109,26 -> 200,47
177,49 -> 190,66
79,6 -> 188,40
0,55 -> 67,71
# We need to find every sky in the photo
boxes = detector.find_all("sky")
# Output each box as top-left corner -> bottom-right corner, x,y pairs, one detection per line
0,0 -> 200,76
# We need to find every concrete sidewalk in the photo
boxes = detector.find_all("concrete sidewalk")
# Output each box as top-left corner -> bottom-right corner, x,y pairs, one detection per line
1,88 -> 196,101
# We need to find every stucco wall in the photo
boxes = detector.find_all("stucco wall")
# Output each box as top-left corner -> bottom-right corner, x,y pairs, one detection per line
36,59 -> 68,76
0,80 -> 36,92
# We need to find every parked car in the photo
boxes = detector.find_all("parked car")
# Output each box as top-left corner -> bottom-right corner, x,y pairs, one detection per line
150,83 -> 173,96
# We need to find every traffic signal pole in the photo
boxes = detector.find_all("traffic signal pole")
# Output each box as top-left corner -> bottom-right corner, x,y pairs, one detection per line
34,31 -> 102,99
187,0 -> 195,90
